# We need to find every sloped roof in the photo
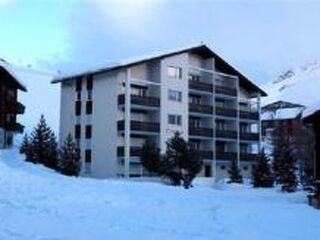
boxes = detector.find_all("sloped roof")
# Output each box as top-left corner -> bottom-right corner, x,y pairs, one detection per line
0,60 -> 27,91
52,44 -> 267,97
262,100 -> 305,112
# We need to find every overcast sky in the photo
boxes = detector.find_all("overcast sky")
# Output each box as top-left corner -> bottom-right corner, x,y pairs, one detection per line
1,0 -> 320,84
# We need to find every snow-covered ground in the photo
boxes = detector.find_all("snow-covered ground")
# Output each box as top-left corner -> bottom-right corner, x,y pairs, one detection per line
0,149 -> 319,240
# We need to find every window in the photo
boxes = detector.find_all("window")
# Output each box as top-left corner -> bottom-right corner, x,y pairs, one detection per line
204,165 -> 212,177
86,101 -> 93,115
240,123 -> 248,133
85,149 -> 91,163
168,114 -> 182,126
87,91 -> 92,100
189,95 -> 201,104
168,90 -> 182,102
75,124 -> 81,139
87,75 -> 93,90
243,166 -> 248,171
85,125 -> 92,139
167,66 -> 182,79
220,165 -> 226,170
75,101 -> 81,116
216,120 -> 225,131
76,77 -> 82,91
190,117 -> 201,128
77,92 -> 81,100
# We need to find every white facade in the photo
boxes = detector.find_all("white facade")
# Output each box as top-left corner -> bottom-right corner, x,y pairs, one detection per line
55,45 -> 263,180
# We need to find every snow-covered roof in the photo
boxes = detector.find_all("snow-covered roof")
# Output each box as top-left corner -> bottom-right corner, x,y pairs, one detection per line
262,107 -> 304,121
303,100 -> 320,119
0,59 -> 27,91
52,44 -> 267,96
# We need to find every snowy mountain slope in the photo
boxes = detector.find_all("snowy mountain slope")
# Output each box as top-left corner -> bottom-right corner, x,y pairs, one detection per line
7,64 -> 60,143
1,149 -> 320,240
261,62 -> 320,108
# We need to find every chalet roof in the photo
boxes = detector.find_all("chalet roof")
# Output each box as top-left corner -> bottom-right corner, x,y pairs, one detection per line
0,60 -> 27,91
52,44 -> 267,97
262,100 -> 305,112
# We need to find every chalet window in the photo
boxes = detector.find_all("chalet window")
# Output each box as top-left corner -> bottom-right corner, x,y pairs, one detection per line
75,101 -> 81,116
75,124 -> 81,139
168,114 -> 182,126
168,90 -> 182,102
76,77 -> 82,91
85,149 -> 92,163
167,66 -> 182,79
85,125 -> 92,139
86,101 -> 93,115
87,75 -> 93,90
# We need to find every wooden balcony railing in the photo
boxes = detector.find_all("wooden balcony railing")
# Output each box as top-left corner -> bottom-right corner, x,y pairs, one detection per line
216,130 -> 238,139
118,94 -> 160,107
0,122 -> 24,133
189,127 -> 213,137
189,80 -> 213,92
240,132 -> 259,141
189,103 -> 213,114
117,120 -> 160,133
215,107 -> 237,118
215,85 -> 237,97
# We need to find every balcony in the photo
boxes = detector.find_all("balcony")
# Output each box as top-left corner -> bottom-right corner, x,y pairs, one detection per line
0,100 -> 25,114
191,150 -> 214,159
1,122 -> 24,133
189,127 -> 213,138
118,120 -> 160,133
189,103 -> 213,115
240,132 -> 259,141
215,107 -> 237,118
215,85 -> 237,97
117,146 -> 142,157
216,130 -> 237,139
118,94 -> 160,108
240,153 -> 258,161
189,80 -> 213,92
240,110 -> 259,120
216,151 -> 237,161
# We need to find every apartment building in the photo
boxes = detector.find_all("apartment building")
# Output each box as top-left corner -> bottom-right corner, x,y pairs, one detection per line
52,45 -> 266,180
0,61 -> 26,148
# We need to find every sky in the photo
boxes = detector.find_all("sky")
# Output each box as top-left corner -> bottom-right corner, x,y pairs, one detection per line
1,0 -> 320,85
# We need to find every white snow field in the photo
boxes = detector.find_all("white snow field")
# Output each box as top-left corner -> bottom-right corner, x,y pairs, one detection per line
0,149 -> 319,240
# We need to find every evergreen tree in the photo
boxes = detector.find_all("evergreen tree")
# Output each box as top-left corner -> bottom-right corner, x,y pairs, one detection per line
164,132 -> 202,188
141,139 -> 161,174
281,153 -> 298,192
29,115 -> 58,170
58,134 -> 81,176
20,134 -> 30,154
228,159 -> 243,183
252,149 -> 274,188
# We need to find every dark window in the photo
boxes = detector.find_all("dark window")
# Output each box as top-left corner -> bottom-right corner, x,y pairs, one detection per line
75,101 -> 81,116
85,149 -> 91,163
76,77 -> 82,91
87,75 -> 93,90
77,92 -> 81,100
76,148 -> 81,160
243,166 -> 248,171
75,124 -> 81,139
85,125 -> 92,139
220,165 -> 226,170
86,101 -> 93,114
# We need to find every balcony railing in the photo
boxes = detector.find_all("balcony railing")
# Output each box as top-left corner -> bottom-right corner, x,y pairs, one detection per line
215,85 -> 237,97
1,122 -> 24,133
191,150 -> 214,159
215,107 -> 237,118
240,111 -> 259,120
189,127 -> 213,137
117,146 -> 142,157
118,120 -> 160,133
189,80 -> 213,92
189,103 -> 213,114
240,153 -> 258,161
0,100 -> 25,114
216,130 -> 237,139
216,151 -> 237,161
118,94 -> 160,108
240,132 -> 259,141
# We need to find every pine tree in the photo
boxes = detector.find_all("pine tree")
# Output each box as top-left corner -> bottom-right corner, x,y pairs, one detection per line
29,115 -> 58,170
228,159 -> 243,183
141,139 -> 161,174
281,153 -> 298,192
252,149 -> 274,188
20,134 -> 30,154
58,134 -> 81,176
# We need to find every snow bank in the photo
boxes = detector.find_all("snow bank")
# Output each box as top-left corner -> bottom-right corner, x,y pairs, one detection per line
0,149 -> 320,240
